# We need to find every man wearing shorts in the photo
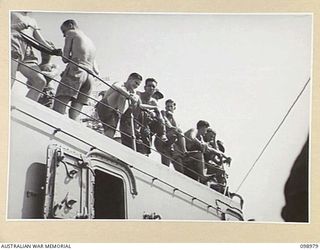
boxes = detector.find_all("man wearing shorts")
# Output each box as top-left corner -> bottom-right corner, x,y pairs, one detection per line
53,19 -> 99,121
96,73 -> 142,138
133,78 -> 167,155
11,12 -> 55,101
182,120 -> 210,182
154,99 -> 187,167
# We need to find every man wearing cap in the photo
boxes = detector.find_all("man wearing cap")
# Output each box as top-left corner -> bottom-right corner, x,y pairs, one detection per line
152,89 -> 164,101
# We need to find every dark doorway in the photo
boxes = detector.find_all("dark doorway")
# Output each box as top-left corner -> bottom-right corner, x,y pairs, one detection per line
94,170 -> 125,219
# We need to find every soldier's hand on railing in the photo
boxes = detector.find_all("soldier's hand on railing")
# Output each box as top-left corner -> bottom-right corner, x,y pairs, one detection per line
153,106 -> 160,114
39,63 -> 52,72
129,93 -> 139,104
224,156 -> 232,165
201,142 -> 209,153
51,48 -> 63,56
141,126 -> 151,138
45,40 -> 56,50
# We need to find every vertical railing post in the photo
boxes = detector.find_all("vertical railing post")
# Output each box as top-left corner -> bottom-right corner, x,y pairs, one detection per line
128,99 -> 137,151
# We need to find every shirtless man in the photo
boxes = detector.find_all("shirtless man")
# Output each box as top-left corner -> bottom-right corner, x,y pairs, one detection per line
11,12 -> 55,101
183,120 -> 210,182
53,19 -> 99,121
203,128 -> 220,164
203,132 -> 231,193
96,72 -> 142,138
155,99 -> 187,167
203,130 -> 231,167
134,78 -> 167,155
35,49 -> 60,107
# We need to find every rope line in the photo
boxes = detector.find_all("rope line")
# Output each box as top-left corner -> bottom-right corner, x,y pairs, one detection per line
235,77 -> 310,194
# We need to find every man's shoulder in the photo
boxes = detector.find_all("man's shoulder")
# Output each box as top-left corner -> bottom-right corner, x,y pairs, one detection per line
112,81 -> 120,86
65,29 -> 80,38
109,81 -> 124,91
184,128 -> 195,136
151,96 -> 158,103
161,110 -> 167,116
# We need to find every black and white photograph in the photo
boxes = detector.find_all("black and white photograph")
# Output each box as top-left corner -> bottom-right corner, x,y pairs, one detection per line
8,11 -> 311,224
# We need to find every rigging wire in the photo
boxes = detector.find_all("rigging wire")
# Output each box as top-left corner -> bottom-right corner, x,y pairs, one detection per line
234,77 -> 311,194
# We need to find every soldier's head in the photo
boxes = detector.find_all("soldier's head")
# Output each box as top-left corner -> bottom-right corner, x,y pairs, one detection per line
60,19 -> 78,37
126,72 -> 142,90
144,78 -> 158,96
165,99 -> 176,113
204,128 -> 216,142
196,120 -> 210,136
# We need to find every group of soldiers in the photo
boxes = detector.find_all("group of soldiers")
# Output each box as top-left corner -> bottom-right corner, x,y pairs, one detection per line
11,12 -> 231,193
94,73 -> 231,192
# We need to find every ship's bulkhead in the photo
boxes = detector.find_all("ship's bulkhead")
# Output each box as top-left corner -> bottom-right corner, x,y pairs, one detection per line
44,145 -> 130,219
8,97 -> 243,221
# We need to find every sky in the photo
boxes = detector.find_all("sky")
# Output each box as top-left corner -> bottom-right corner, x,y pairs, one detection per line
12,12 -> 312,222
